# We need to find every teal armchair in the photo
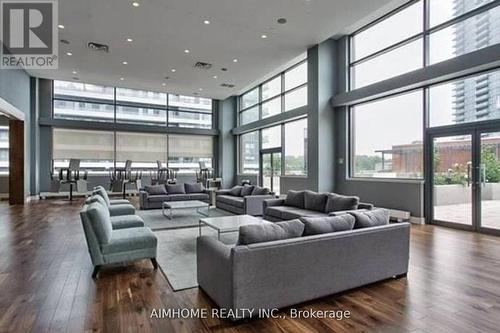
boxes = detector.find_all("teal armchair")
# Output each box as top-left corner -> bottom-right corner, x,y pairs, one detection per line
80,201 -> 158,278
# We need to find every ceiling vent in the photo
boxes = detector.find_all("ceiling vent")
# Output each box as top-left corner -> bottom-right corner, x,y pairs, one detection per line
220,83 -> 235,88
87,42 -> 109,53
193,61 -> 212,70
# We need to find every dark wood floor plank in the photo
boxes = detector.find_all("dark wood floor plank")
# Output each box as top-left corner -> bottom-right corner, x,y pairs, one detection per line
1,199 -> 500,332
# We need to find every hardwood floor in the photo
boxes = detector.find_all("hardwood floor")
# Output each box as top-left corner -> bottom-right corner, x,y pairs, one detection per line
1,198 -> 500,332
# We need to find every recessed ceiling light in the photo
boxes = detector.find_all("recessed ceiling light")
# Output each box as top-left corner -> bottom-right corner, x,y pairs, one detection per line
261,34 -> 267,39
162,83 -> 166,86
72,70 -> 77,74
212,75 -> 218,79
203,19 -> 211,25
122,61 -> 128,65
171,68 -> 176,72
132,1 -> 140,7
184,49 -> 190,53
66,52 -> 72,56
58,24 -> 65,29
198,88 -> 203,91
120,77 -> 124,81
232,58 -> 238,63
126,38 -> 133,42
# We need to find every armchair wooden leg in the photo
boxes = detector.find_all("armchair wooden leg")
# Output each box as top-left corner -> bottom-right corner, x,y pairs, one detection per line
151,258 -> 158,270
92,265 -> 101,279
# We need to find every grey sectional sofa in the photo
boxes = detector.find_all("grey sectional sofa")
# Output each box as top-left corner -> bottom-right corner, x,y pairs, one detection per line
139,183 -> 209,210
263,190 -> 373,221
215,184 -> 274,216
197,221 -> 410,319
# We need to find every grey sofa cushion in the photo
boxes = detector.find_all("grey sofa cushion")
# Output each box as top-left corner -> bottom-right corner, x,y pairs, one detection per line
101,227 -> 157,254
86,202 -> 113,244
350,209 -> 390,229
147,194 -> 168,202
185,182 -> 204,194
284,190 -> 305,208
110,215 -> 145,229
282,208 -> 328,220
240,185 -> 255,197
166,183 -> 186,194
325,193 -> 359,213
265,206 -> 289,219
189,193 -> 209,200
229,186 -> 243,196
144,184 -> 167,195
168,194 -> 190,201
217,195 -> 244,208
237,220 -> 305,245
304,190 -> 328,212
300,215 -> 355,236
252,186 -> 270,195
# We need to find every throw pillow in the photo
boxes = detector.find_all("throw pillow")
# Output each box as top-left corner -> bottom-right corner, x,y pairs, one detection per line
240,184 -> 255,197
349,209 -> 390,229
284,190 -> 305,208
252,186 -> 270,195
184,182 -> 204,194
229,185 -> 243,196
300,215 -> 355,236
324,193 -> 359,213
144,184 -> 167,195
304,190 -> 328,212
237,219 -> 305,245
166,183 -> 186,195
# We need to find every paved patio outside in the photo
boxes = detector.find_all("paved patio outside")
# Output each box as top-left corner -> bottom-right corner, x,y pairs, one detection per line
434,199 -> 500,229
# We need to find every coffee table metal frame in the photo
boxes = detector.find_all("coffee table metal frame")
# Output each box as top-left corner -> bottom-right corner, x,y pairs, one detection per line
161,200 -> 210,220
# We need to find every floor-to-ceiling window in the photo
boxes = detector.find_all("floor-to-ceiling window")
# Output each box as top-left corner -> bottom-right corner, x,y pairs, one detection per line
0,125 -> 8,175
237,59 -> 308,192
238,60 -> 307,126
347,0 -> 500,234
51,80 -> 214,173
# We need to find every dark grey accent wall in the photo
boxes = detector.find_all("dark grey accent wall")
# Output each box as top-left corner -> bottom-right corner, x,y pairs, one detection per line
217,97 -> 237,188
38,79 -> 53,193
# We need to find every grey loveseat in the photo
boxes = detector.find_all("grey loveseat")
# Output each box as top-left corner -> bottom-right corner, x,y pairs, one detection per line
139,183 -> 209,210
263,190 -> 373,221
197,220 -> 410,319
215,185 -> 274,216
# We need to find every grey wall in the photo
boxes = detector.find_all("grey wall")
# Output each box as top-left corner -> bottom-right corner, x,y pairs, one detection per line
0,68 -> 31,113
0,68 -> 31,198
306,39 -> 337,193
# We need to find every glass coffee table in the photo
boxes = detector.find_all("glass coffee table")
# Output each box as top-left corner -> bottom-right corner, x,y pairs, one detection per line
162,200 -> 210,220
198,215 -> 263,240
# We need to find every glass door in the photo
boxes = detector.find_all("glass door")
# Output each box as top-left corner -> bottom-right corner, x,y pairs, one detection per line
261,150 -> 281,195
432,133 -> 474,228
479,131 -> 500,232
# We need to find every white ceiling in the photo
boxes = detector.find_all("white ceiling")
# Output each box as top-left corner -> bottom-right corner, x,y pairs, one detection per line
26,0 -> 401,100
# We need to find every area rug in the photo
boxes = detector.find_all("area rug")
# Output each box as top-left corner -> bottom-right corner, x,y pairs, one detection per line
136,207 -> 232,231
136,207 -> 236,291
154,226 -> 238,291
